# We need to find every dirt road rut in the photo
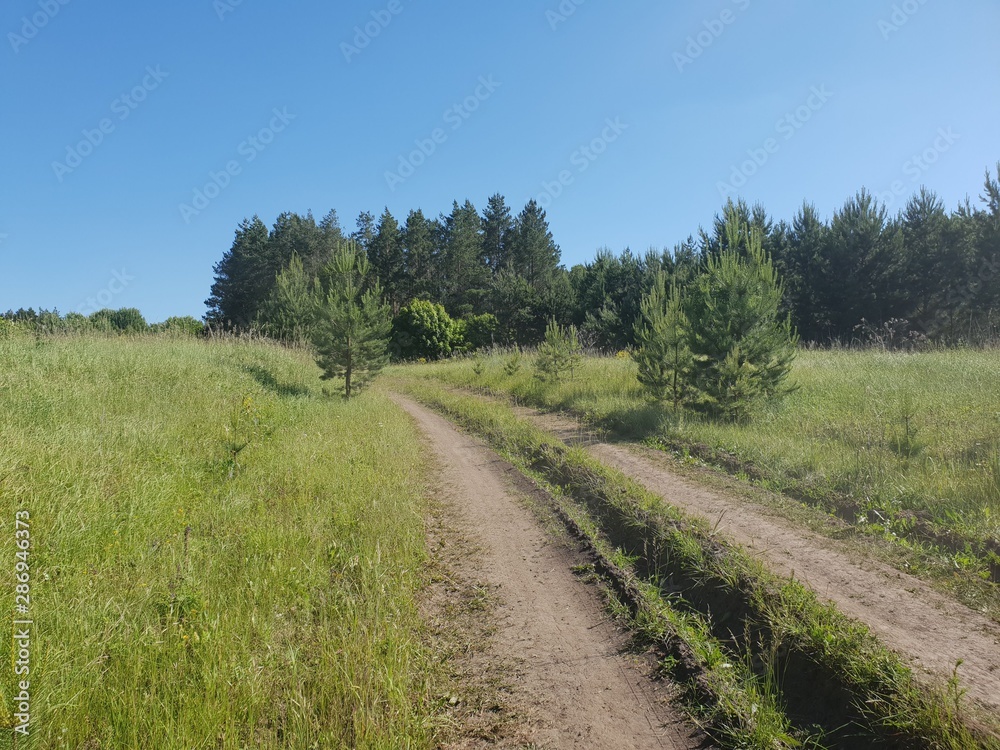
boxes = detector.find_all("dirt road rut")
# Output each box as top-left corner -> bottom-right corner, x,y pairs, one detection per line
521,407 -> 1000,715
393,395 -> 705,750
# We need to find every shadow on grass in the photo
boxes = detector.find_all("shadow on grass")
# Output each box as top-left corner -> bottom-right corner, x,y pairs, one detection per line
242,364 -> 312,398
524,388 -> 671,443
591,403 -> 675,441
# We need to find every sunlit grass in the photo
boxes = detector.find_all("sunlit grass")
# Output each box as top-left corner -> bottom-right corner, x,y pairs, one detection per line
397,348 -> 1000,578
0,335 -> 434,748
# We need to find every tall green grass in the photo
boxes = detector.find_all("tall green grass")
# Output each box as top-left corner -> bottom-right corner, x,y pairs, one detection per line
1,335 -> 435,748
397,349 -> 1000,585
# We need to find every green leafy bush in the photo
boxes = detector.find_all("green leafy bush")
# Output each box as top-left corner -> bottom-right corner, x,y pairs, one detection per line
154,316 -> 205,336
391,300 -> 455,360
0,317 -> 21,338
462,312 -> 499,350
89,308 -> 148,334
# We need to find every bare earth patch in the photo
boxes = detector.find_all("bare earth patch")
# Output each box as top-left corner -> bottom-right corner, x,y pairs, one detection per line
396,395 -> 708,750
421,491 -> 535,748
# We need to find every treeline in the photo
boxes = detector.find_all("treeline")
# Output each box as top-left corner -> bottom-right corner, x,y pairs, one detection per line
0,308 -> 203,336
207,165 -> 1000,350
205,196 -> 568,347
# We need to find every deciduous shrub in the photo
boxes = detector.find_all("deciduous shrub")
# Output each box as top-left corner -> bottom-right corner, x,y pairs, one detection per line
462,312 -> 499,351
154,316 -> 205,336
391,300 -> 455,360
89,307 -> 148,334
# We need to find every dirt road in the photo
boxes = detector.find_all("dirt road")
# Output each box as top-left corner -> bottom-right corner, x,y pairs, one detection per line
519,407 -> 1000,715
392,395 -> 705,750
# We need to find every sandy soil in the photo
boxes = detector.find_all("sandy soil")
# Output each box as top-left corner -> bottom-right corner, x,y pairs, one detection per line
518,407 -> 1000,716
392,395 -> 708,750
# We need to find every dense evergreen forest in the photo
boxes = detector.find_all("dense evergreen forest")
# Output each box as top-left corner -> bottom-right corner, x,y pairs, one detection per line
5,165 -> 998,349
204,164 -> 1000,349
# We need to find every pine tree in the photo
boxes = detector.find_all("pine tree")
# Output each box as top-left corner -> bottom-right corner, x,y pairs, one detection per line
368,208 -> 405,313
318,209 -> 346,267
257,254 -> 319,342
205,216 -> 272,329
634,272 -> 691,410
972,164 -> 1000,326
685,215 -> 798,421
482,193 -> 514,272
701,198 -> 754,259
778,202 -> 830,342
511,199 -> 560,286
897,188 -> 952,332
351,211 -> 376,254
441,200 -> 489,314
534,269 -> 576,328
534,318 -> 582,383
269,211 -> 324,277
402,209 -> 438,303
571,247 -> 651,349
489,269 -> 537,345
823,190 -> 902,340
312,243 -> 392,399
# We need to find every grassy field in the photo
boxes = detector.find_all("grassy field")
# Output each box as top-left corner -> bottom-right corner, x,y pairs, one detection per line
398,349 -> 1000,588
0,334 -> 435,749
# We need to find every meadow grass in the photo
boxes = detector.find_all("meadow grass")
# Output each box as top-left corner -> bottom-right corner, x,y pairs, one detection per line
397,349 -> 1000,587
1,334 -> 435,749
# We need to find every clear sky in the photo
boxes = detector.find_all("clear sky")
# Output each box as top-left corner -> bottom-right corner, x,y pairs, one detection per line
2,1 -> 998,322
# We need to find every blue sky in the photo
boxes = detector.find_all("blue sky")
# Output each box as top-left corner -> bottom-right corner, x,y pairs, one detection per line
2,0 -> 998,322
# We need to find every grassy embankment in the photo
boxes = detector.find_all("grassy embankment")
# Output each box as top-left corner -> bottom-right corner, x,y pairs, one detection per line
398,349 -> 1000,607
0,334 -> 436,749
390,376 -> 996,749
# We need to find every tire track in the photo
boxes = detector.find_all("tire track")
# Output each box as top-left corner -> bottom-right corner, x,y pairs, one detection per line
518,406 -> 1000,716
392,395 -> 707,750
